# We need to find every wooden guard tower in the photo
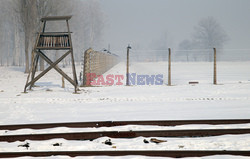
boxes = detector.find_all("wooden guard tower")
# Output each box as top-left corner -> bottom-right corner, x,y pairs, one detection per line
24,16 -> 78,93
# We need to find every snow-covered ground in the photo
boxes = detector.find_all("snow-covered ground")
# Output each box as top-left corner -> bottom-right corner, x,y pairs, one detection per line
0,61 -> 250,158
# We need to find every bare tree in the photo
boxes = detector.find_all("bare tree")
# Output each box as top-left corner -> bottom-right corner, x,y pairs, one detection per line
0,0 -> 104,69
11,1 -> 24,66
192,17 -> 229,61
17,0 -> 38,72
0,1 -> 13,66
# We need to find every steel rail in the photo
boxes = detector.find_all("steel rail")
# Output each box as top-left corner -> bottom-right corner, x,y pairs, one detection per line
1,119 -> 250,130
1,128 -> 250,142
0,150 -> 250,158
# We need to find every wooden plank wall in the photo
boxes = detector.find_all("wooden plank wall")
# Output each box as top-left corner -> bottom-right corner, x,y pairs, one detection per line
82,48 -> 120,86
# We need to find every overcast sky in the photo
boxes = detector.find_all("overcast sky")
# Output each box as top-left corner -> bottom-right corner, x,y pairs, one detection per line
98,0 -> 250,51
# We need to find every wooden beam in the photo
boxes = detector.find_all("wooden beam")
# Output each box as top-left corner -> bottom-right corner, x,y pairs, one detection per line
67,20 -> 78,91
39,32 -> 72,35
36,47 -> 71,50
29,54 -> 40,89
213,48 -> 217,85
36,50 -> 77,87
25,50 -> 72,89
168,48 -> 171,86
41,16 -> 72,22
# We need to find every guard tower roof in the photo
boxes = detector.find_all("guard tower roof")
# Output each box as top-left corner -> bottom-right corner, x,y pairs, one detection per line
41,16 -> 72,22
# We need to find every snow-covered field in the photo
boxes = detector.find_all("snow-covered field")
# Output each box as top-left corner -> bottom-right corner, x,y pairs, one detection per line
0,61 -> 250,159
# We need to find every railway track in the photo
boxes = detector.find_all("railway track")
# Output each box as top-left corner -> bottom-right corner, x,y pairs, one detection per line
1,119 -> 250,158
1,119 -> 250,130
0,150 -> 250,158
1,128 -> 250,142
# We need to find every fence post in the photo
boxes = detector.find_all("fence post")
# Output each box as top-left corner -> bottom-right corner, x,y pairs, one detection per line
62,77 -> 65,88
126,45 -> 131,86
213,48 -> 217,85
168,48 -> 171,86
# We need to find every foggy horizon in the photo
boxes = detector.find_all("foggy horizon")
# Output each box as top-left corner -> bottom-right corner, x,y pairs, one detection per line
98,0 -> 250,52
0,0 -> 250,67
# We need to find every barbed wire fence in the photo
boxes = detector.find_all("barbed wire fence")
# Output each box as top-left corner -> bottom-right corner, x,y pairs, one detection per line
124,48 -> 250,86
78,47 -> 250,87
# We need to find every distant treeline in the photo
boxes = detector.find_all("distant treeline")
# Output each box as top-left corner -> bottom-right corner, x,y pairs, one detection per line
0,0 -> 104,72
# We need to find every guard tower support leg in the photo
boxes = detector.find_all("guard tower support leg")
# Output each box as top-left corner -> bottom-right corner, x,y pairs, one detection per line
29,53 -> 40,89
67,19 -> 78,92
